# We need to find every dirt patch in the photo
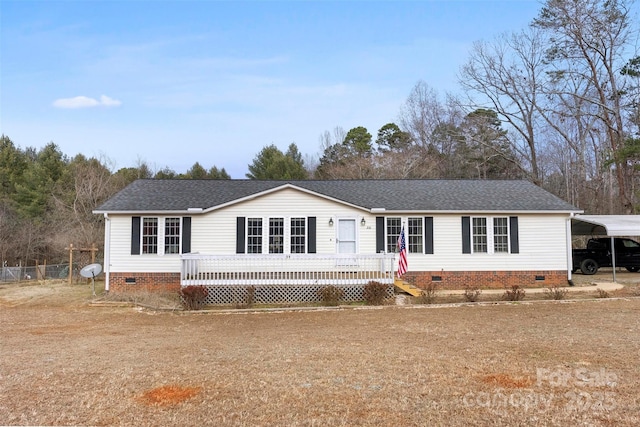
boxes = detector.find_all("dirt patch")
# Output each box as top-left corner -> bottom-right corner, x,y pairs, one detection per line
138,385 -> 202,406
481,373 -> 535,389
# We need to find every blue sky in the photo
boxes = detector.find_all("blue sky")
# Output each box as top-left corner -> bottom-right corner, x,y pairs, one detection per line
1,0 -> 542,178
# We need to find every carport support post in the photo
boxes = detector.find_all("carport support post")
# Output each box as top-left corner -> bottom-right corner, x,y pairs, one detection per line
611,236 -> 617,283
566,217 -> 573,282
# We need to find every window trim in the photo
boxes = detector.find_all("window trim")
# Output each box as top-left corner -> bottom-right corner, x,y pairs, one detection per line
142,217 -> 159,255
290,217 -> 307,254
164,217 -> 182,255
385,216 -> 428,254
139,216 -> 183,256
245,216 -> 309,254
470,216 -> 511,254
472,217 -> 488,254
407,217 -> 424,254
246,217 -> 264,254
385,217 -> 402,253
493,217 -> 509,253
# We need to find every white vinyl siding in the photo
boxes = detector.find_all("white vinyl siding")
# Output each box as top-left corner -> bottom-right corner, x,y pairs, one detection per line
107,215 -> 183,273
432,214 -> 568,270
192,188 -> 374,256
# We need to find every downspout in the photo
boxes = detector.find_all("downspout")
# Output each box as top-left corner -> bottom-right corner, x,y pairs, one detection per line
610,236 -> 617,283
103,213 -> 111,292
567,214 -> 574,285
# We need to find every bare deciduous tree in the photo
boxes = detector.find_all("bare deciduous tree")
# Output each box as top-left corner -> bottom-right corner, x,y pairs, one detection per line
534,0 -> 637,212
459,28 -> 547,184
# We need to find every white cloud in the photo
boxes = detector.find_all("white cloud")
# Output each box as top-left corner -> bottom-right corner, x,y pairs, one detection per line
53,95 -> 122,109
99,95 -> 122,107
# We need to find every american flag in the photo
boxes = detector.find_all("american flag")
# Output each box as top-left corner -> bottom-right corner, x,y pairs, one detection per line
397,225 -> 408,277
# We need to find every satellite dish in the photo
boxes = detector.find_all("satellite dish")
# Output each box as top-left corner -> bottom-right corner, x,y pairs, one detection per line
80,263 -> 102,297
80,263 -> 102,278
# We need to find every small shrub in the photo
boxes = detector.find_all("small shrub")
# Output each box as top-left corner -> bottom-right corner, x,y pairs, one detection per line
418,282 -> 438,304
178,285 -> 208,310
502,285 -> 526,301
544,286 -> 568,300
463,284 -> 482,302
318,285 -> 344,306
596,288 -> 610,299
363,281 -> 389,305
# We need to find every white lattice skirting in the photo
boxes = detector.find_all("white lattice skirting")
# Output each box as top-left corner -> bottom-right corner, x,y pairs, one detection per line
200,283 -> 394,305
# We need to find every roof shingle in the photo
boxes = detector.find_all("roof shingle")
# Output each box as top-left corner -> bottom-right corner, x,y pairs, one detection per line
95,179 -> 580,213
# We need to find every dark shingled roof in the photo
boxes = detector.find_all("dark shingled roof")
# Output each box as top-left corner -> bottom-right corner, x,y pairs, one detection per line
95,179 -> 580,213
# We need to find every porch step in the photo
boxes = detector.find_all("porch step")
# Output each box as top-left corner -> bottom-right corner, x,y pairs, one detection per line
394,279 -> 423,297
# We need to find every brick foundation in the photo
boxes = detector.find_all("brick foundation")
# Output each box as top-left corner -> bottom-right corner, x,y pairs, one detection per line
109,272 -> 181,294
403,270 -> 568,290
108,270 -> 570,295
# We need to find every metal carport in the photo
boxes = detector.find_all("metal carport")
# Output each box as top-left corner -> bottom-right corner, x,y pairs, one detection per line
570,215 -> 640,282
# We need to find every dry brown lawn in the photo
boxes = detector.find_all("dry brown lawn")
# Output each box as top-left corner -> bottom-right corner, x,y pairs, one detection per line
1,274 -> 639,426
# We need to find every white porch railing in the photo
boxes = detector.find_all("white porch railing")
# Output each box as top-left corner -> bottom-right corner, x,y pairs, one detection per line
180,253 -> 396,287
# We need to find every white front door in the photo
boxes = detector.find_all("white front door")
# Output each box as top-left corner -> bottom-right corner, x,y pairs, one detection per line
337,218 -> 357,254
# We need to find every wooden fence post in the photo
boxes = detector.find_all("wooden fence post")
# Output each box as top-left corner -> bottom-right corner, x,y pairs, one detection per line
68,244 -> 73,285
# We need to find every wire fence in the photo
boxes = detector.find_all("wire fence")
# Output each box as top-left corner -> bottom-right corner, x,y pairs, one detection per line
0,263 -> 91,283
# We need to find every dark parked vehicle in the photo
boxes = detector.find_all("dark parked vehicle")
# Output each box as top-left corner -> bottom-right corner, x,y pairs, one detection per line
572,237 -> 640,275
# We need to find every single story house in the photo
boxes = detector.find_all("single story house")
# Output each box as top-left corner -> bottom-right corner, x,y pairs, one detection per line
94,179 -> 581,304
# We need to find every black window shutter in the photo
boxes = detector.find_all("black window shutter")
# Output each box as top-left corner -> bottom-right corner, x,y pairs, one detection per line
131,216 -> 141,255
462,216 -> 471,254
182,217 -> 192,254
424,216 -> 434,254
236,217 -> 245,254
307,216 -> 316,254
376,217 -> 385,253
509,216 -> 519,254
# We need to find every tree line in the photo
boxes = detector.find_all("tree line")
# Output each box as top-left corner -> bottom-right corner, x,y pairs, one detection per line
1,0 -> 639,266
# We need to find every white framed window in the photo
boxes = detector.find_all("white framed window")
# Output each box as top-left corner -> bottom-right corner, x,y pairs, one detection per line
164,217 -> 181,254
269,217 -> 284,254
407,217 -> 423,254
386,217 -> 402,253
142,217 -> 158,254
386,217 -> 424,254
493,217 -> 509,253
247,217 -> 307,254
247,218 -> 263,254
290,217 -> 306,254
472,217 -> 488,253
471,216 -> 510,254
140,217 -> 183,255
133,216 -> 189,256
